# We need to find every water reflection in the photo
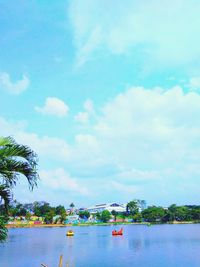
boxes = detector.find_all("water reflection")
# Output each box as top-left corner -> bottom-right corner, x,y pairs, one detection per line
128,239 -> 143,252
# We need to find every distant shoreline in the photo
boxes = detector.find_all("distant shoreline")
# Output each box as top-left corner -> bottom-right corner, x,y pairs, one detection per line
6,221 -> 200,229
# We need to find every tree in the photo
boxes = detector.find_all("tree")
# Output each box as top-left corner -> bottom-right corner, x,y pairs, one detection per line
55,205 -> 66,215
141,206 -> 165,222
126,201 -> 139,216
133,212 -> 142,222
25,211 -> 31,221
174,206 -> 191,221
70,203 -> 75,208
33,202 -> 51,217
168,204 -> 191,221
79,210 -> 90,219
0,137 -> 38,189
100,210 -> 111,223
191,207 -> 200,220
120,212 -> 127,222
111,210 -> 118,221
0,136 -> 39,241
69,203 -> 75,215
55,205 -> 66,223
44,208 -> 55,224
95,212 -> 101,221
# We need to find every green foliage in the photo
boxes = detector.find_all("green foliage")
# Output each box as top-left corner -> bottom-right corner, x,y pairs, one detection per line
55,205 -> 67,223
79,210 -> 90,219
100,210 -> 111,223
111,210 -> 118,221
44,208 -> 56,224
142,206 -> 165,222
168,205 -> 192,221
95,212 -> 101,221
191,207 -> 200,220
133,212 -> 142,222
0,216 -> 7,242
70,203 -> 75,208
0,184 -> 11,212
0,136 -> 39,189
33,202 -> 51,217
25,212 -> 31,220
55,205 -> 66,215
126,200 -> 139,216
0,137 -> 39,241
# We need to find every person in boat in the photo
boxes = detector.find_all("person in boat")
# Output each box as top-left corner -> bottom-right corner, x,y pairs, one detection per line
112,228 -> 123,235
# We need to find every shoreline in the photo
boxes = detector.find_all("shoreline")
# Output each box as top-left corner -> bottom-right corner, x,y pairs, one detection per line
6,220 -> 200,229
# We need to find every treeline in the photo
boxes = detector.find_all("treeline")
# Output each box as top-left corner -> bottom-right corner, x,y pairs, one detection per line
1,200 -> 200,224
140,204 -> 200,223
97,203 -> 200,223
124,201 -> 200,223
0,201 -> 67,224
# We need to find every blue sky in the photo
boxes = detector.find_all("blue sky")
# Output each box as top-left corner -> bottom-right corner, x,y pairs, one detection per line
1,0 -> 200,207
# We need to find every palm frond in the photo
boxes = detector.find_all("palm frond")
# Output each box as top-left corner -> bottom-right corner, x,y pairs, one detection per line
0,216 -> 8,242
0,136 -> 13,147
0,184 -> 11,210
0,159 -> 38,189
0,136 -> 38,167
0,136 -> 39,189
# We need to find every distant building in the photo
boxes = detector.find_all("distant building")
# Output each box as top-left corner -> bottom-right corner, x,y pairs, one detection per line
87,203 -> 126,214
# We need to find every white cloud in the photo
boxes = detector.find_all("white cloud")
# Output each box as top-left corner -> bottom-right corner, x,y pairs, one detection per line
16,132 -> 70,162
94,86 -> 200,167
84,99 -> 94,112
75,111 -> 89,123
71,86 -> 200,203
40,168 -> 89,195
109,181 -> 138,194
75,99 -> 94,124
0,117 -> 26,136
189,77 -> 200,90
2,84 -> 200,204
0,116 -> 70,162
35,97 -> 69,117
69,0 -> 200,67
0,72 -> 29,94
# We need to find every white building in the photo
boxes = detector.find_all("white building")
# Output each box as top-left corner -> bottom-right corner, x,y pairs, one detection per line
87,203 -> 126,214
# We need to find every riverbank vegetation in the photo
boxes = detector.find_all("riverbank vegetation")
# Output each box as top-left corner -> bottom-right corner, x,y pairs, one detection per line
2,200 -> 200,227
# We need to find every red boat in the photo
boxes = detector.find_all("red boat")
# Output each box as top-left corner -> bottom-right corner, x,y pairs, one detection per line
112,228 -> 123,236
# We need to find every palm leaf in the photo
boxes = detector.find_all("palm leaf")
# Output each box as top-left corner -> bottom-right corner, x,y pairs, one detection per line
0,184 -> 11,210
0,216 -> 7,242
0,137 -> 38,167
0,159 -> 38,189
0,136 -> 13,146
0,136 -> 39,189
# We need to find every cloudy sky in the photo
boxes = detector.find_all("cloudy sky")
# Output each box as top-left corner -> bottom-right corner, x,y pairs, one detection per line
1,0 -> 200,207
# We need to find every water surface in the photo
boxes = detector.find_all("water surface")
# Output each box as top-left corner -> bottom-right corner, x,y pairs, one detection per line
0,224 -> 200,267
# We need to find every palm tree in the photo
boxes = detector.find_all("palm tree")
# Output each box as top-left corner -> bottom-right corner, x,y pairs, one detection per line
69,202 -> 75,215
0,136 -> 39,241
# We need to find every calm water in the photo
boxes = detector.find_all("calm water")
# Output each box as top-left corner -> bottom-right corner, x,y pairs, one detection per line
0,224 -> 200,267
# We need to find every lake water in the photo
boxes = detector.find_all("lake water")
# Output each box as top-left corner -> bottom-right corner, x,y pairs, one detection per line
0,224 -> 200,267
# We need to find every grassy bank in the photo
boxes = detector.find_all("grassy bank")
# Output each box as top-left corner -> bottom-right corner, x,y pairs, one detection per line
6,220 -> 200,228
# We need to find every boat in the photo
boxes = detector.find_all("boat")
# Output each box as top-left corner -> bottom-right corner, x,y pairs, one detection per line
112,228 -> 123,236
66,230 -> 74,236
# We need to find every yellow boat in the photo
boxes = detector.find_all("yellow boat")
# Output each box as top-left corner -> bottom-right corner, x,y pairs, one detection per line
66,230 -> 74,236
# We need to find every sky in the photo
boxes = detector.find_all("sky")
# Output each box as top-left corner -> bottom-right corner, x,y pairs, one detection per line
1,0 -> 200,207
